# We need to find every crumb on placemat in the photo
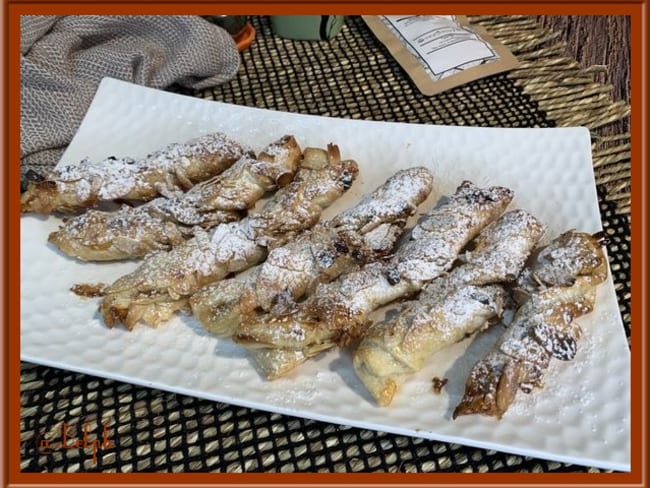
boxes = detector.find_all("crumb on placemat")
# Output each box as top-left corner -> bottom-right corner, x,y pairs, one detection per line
432,376 -> 448,394
71,283 -> 108,298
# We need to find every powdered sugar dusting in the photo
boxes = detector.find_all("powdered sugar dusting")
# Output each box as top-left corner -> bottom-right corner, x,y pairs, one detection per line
450,209 -> 545,285
518,232 -> 607,292
101,154 -> 358,327
265,380 -> 318,407
54,132 -> 244,203
250,167 -> 433,313
397,181 -> 514,281
252,182 -> 514,353
331,167 -> 434,232
455,231 -> 608,418
50,137 -> 302,260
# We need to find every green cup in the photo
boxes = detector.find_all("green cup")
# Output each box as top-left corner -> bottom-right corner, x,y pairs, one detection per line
270,15 -> 345,41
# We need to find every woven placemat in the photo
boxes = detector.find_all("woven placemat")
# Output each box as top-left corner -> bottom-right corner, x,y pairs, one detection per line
20,15 -> 631,473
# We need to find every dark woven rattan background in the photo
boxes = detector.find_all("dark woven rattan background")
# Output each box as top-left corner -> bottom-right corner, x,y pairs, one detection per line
21,16 -> 630,473
196,17 -> 554,129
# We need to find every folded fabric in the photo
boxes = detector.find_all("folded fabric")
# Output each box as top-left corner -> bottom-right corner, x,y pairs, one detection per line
21,15 -> 241,178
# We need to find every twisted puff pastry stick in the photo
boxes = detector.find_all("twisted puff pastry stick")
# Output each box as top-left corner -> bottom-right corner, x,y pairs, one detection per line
233,181 -> 514,379
190,167 -> 435,336
97,145 -> 359,330
21,132 -> 246,214
353,209 -> 545,406
48,136 -> 301,261
453,231 -> 608,419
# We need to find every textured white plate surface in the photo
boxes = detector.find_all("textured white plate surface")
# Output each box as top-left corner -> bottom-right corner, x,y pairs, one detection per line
21,78 -> 630,471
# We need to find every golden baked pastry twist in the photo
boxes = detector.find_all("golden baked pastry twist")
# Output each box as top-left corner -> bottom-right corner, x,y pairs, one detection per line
353,210 -> 545,406
48,136 -> 301,261
21,132 -> 246,214
96,145 -> 358,330
453,231 -> 608,419
233,181 -> 514,379
190,167 -> 434,337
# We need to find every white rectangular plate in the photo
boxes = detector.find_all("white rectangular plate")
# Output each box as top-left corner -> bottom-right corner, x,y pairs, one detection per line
21,78 -> 630,471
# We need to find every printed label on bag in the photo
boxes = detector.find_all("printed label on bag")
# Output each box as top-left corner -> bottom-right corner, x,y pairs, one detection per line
363,15 -> 519,96
381,16 -> 499,80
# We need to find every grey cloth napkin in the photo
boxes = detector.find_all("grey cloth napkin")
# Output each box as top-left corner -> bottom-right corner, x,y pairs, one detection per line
21,15 -> 241,178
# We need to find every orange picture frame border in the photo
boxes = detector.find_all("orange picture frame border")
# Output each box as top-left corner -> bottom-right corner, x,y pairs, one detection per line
2,2 -> 647,487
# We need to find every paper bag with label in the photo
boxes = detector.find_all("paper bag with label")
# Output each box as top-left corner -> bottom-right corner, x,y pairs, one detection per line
363,15 -> 519,96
